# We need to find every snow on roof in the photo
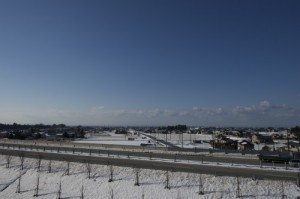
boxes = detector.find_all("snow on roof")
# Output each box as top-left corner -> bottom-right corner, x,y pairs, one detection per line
226,136 -> 248,142
258,131 -> 287,136
258,132 -> 274,135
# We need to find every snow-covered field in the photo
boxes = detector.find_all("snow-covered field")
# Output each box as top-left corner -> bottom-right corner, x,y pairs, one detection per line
74,131 -> 156,146
153,133 -> 214,149
74,140 -> 151,146
74,131 -> 212,149
0,155 -> 299,198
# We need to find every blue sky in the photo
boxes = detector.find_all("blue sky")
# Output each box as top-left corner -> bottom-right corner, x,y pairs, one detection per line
0,0 -> 299,127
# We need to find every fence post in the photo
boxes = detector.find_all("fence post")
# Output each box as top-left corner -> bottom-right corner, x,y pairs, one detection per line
297,172 -> 300,187
260,160 -> 262,168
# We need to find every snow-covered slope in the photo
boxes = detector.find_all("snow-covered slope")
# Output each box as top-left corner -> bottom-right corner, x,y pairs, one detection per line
0,155 -> 299,198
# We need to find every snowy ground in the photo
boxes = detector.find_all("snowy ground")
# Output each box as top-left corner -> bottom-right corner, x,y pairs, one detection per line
74,140 -> 151,146
74,131 -> 209,148
74,131 -> 156,146
0,155 -> 300,198
152,133 -> 214,149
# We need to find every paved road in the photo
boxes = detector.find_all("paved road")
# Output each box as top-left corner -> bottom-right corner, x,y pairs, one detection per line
144,133 -> 180,149
0,141 -> 289,169
0,147 -> 299,183
0,142 -> 258,164
0,139 -> 259,155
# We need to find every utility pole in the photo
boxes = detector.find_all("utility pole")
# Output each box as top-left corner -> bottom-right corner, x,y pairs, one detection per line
287,129 -> 290,152
181,132 -> 183,149
165,131 -> 168,149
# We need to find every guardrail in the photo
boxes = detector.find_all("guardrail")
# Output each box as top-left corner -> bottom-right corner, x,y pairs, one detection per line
0,142 -> 261,165
0,139 -> 266,155
0,147 -> 299,184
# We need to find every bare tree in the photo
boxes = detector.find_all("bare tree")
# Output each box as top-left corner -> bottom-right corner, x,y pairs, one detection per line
134,168 -> 140,186
16,170 -> 22,193
108,164 -> 114,182
48,160 -> 52,173
141,188 -> 145,199
5,155 -> 12,168
164,170 -> 170,189
109,187 -> 114,199
198,174 -> 204,195
33,173 -> 40,197
65,161 -> 70,176
236,176 -> 242,198
176,190 -> 182,199
80,184 -> 84,199
56,180 -> 62,199
19,155 -> 25,170
281,181 -> 287,199
36,156 -> 42,172
86,162 -> 91,179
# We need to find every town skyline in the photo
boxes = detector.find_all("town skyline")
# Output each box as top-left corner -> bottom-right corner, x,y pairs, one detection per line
0,1 -> 299,127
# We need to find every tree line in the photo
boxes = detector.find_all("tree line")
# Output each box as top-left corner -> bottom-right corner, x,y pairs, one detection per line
0,123 -> 66,131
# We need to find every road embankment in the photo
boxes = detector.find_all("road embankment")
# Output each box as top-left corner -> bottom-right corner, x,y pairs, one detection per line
0,147 -> 298,183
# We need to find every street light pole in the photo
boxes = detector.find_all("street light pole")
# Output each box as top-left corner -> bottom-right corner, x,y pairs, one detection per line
181,132 -> 184,148
165,131 -> 168,150
287,129 -> 290,152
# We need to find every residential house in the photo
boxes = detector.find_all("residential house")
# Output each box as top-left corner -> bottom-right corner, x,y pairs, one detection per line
237,140 -> 254,151
252,133 -> 273,144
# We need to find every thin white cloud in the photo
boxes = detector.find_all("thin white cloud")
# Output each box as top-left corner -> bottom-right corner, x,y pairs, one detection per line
148,108 -> 163,117
192,106 -> 200,111
259,100 -> 271,108
215,107 -> 225,115
1,100 -> 299,127
88,106 -> 105,115
231,101 -> 300,126
232,105 -> 256,114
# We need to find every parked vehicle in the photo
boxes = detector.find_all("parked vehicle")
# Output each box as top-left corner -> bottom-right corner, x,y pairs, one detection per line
257,154 -> 291,163
289,159 -> 300,167
258,152 -> 300,164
